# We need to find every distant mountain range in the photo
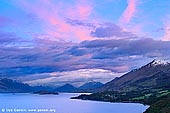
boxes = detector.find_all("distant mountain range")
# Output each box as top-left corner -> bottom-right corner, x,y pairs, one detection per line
54,81 -> 103,93
0,78 -> 33,93
0,78 -> 54,93
2,59 -> 170,93
54,84 -> 78,92
79,81 -> 103,90
0,77 -> 103,93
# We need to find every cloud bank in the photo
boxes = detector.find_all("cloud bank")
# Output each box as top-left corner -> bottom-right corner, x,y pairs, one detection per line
1,38 -> 170,77
23,69 -> 123,86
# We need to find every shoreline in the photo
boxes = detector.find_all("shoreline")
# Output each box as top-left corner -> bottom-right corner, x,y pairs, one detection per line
71,96 -> 150,106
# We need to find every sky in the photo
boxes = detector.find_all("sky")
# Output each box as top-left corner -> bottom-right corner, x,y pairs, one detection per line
0,0 -> 170,86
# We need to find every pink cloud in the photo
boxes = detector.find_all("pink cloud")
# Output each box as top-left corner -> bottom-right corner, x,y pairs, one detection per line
67,1 -> 92,20
162,25 -> 170,41
119,0 -> 138,24
72,26 -> 93,41
77,4 -> 92,20
161,16 -> 170,41
15,0 -> 93,42
113,65 -> 129,73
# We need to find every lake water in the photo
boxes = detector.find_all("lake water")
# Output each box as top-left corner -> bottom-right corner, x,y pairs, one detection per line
0,93 -> 149,113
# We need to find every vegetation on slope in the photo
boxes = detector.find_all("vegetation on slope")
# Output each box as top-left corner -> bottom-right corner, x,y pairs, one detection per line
144,95 -> 170,113
72,89 -> 170,105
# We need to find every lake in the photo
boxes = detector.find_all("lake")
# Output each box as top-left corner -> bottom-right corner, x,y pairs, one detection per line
0,93 -> 149,113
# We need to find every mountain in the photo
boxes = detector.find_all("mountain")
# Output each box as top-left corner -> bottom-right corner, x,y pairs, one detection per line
0,78 -> 102,93
54,82 -> 103,93
79,81 -> 103,90
72,59 -> 170,112
99,59 -> 170,92
54,84 -> 78,92
0,78 -> 33,93
0,78 -> 55,93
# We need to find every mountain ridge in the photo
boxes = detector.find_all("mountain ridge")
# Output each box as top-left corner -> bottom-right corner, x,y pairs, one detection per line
0,78 -> 33,93
54,83 -> 78,92
0,78 -> 55,93
98,59 -> 170,92
79,81 -> 103,90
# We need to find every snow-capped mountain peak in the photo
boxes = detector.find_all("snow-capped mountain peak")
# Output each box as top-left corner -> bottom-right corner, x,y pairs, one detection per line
151,59 -> 170,66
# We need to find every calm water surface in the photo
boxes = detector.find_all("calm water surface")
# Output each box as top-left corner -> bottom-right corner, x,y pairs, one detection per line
0,93 -> 149,113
